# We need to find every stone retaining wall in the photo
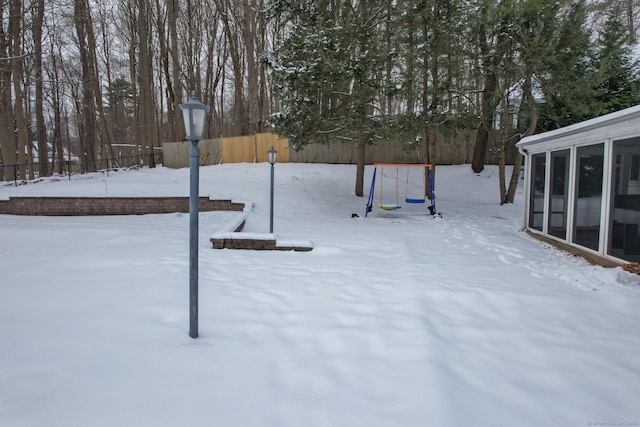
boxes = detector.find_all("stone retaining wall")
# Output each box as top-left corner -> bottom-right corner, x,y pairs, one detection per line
0,196 -> 313,252
0,197 -> 245,216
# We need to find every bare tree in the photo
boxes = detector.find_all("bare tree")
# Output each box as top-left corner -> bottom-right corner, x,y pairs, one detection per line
74,0 -> 98,172
138,0 -> 158,167
154,0 -> 182,142
91,2 -> 117,164
216,0 -> 249,135
202,2 -> 226,138
0,0 -> 18,181
48,38 -> 66,175
11,0 -> 30,179
33,0 -> 48,176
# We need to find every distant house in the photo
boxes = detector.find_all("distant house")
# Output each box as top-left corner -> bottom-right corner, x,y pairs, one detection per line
30,142 -> 79,164
517,105 -> 640,265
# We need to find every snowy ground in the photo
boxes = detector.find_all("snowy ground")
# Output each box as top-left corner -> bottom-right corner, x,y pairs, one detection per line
1,163 -> 639,427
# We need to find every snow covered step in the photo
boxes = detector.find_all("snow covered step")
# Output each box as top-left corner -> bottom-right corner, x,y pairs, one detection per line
210,214 -> 313,251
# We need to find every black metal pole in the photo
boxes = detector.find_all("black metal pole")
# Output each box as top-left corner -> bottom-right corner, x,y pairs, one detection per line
189,139 -> 200,338
270,162 -> 275,233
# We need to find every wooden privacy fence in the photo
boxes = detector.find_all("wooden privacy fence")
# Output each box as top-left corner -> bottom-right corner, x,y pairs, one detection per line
162,133 -> 289,168
221,133 -> 291,164
162,130 -> 513,167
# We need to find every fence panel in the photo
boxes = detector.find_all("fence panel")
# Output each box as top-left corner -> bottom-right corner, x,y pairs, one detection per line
162,139 -> 220,168
286,130 -> 478,165
256,133 -> 290,163
161,141 -> 190,168
200,139 -> 222,165
221,135 -> 256,163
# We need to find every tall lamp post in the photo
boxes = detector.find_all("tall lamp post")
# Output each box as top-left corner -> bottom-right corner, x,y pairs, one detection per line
179,94 -> 210,339
268,146 -> 277,233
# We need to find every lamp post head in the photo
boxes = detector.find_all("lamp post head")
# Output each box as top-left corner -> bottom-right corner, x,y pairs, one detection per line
268,146 -> 278,165
179,94 -> 210,141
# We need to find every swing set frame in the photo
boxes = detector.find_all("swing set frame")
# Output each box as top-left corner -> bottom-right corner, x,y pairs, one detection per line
365,163 -> 437,217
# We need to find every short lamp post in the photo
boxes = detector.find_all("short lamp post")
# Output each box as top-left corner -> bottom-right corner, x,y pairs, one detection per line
179,94 -> 210,339
268,146 -> 277,233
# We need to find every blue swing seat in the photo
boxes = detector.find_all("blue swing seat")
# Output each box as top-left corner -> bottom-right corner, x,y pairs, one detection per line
405,198 -> 426,204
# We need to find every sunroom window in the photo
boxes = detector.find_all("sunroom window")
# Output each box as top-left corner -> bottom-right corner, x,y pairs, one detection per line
529,153 -> 546,231
609,138 -> 640,262
548,150 -> 570,240
573,144 -> 604,251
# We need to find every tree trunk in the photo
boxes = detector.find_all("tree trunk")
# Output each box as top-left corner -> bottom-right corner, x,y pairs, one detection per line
471,67 -> 498,173
156,0 -> 180,142
11,0 -> 28,180
138,0 -> 158,167
218,0 -> 248,135
0,77 -> 15,181
355,141 -> 366,197
0,0 -> 16,181
88,9 -> 116,166
243,0 -> 258,133
624,0 -> 636,43
257,1 -> 268,130
406,24 -> 415,114
74,0 -> 98,172
203,11 -> 225,138
169,0 -> 182,142
504,75 -> 538,204
127,0 -> 139,162
498,94 -> 508,204
471,8 -> 502,174
51,59 -> 65,175
33,0 -> 48,177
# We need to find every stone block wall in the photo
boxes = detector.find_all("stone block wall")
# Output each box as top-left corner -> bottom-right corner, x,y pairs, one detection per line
0,197 -> 245,216
210,235 -> 313,251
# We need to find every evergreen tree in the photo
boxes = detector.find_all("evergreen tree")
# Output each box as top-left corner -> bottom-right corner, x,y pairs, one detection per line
593,7 -> 640,115
267,0 -> 390,196
393,0 -> 471,164
537,1 -> 596,131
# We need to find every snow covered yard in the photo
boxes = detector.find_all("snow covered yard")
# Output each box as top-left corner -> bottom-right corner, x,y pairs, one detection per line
1,163 -> 639,426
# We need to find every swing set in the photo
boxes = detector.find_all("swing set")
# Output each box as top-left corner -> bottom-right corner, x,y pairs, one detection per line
365,163 -> 437,217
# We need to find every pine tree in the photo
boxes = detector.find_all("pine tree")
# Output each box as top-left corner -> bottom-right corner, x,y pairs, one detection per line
537,1 -> 596,131
267,0 -> 390,196
593,7 -> 640,115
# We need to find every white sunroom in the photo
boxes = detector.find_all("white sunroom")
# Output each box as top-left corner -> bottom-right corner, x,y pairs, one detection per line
517,104 -> 640,265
